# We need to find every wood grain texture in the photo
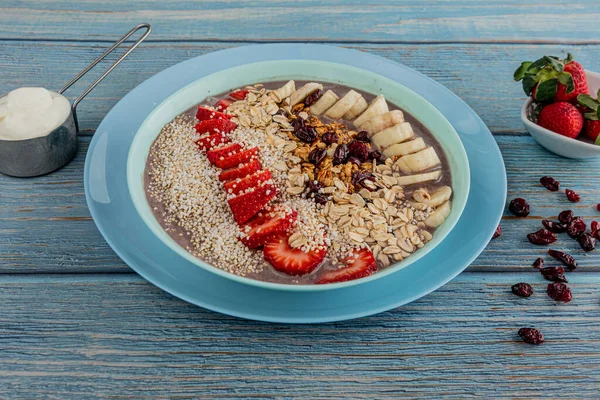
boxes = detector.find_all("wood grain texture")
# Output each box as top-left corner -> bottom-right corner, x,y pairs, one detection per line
1,136 -> 600,274
0,273 -> 598,398
3,0 -> 600,43
2,41 -> 599,133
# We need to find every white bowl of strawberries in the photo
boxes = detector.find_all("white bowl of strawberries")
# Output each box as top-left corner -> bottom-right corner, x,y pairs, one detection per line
516,54 -> 600,159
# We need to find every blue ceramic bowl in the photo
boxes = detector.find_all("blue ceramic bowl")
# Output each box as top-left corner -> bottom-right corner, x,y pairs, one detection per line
127,60 -> 470,291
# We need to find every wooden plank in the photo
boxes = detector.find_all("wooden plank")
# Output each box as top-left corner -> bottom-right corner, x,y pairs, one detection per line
1,136 -> 599,274
0,272 -> 598,397
2,1 -> 600,43
2,41 -> 598,133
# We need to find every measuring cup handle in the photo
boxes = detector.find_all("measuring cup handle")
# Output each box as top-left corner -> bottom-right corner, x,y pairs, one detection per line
58,23 -> 152,132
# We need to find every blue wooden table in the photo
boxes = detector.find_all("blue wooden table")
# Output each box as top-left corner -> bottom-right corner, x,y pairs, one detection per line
2,1 -> 600,397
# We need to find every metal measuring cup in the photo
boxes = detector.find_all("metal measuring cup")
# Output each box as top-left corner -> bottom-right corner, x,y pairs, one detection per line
0,23 -> 151,177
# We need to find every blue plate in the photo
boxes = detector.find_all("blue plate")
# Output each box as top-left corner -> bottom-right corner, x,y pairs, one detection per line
84,44 -> 506,323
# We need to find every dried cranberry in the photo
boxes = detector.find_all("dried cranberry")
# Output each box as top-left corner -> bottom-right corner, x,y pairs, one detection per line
558,210 -> 574,224
291,117 -> 305,130
348,156 -> 362,165
306,180 -> 323,194
518,328 -> 544,345
592,221 -> 600,236
355,131 -> 370,142
565,189 -> 580,202
547,282 -> 572,302
567,217 -> 586,238
527,229 -> 557,245
509,198 -> 530,217
294,126 -> 317,143
597,204 -> 600,212
511,282 -> 533,297
304,89 -> 323,107
540,176 -> 560,191
308,147 -> 326,165
492,225 -> 502,239
321,132 -> 338,145
333,143 -> 349,165
347,140 -> 370,162
369,150 -> 383,161
532,257 -> 544,269
578,233 -> 596,252
351,171 -> 375,188
540,266 -> 568,283
313,193 -> 328,205
547,249 -> 577,270
542,220 -> 567,233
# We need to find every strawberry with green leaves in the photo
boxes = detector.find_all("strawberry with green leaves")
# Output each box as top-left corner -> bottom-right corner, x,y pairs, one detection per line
578,90 -> 600,142
514,53 -> 589,104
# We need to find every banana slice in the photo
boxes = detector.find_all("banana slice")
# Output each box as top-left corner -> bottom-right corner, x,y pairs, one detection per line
424,201 -> 452,228
371,122 -> 414,150
395,170 -> 442,186
359,110 -> 405,136
310,90 -> 339,115
325,90 -> 362,120
383,137 -> 426,158
427,186 -> 452,208
271,80 -> 296,103
395,147 -> 441,174
342,96 -> 368,120
353,95 -> 389,128
289,83 -> 323,106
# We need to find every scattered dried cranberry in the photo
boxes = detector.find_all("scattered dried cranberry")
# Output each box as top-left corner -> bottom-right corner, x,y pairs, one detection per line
347,140 -> 370,162
547,282 -> 572,302
304,89 -> 322,107
333,143 -> 349,165
291,117 -> 305,130
518,328 -> 544,345
369,150 -> 383,161
313,193 -> 328,205
355,131 -> 370,142
532,257 -> 544,269
597,204 -> 600,212
351,171 -> 375,188
540,176 -> 560,191
592,221 -> 600,236
578,233 -> 596,252
567,217 -> 586,238
511,282 -> 533,297
306,180 -> 323,194
294,126 -> 317,143
558,210 -> 574,224
492,225 -> 502,239
540,266 -> 568,283
527,229 -> 557,245
542,219 -> 567,233
547,249 -> 577,270
509,198 -> 530,217
321,132 -> 338,145
348,156 -> 362,165
308,147 -> 326,165
565,189 -> 580,202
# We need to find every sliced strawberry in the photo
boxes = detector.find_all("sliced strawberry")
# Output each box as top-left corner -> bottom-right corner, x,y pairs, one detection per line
223,169 -> 272,196
194,119 -> 237,135
215,98 -> 234,111
240,208 -> 297,248
218,159 -> 262,182
206,143 -> 242,165
263,233 -> 326,276
196,133 -> 230,151
227,183 -> 277,224
316,248 -> 377,284
229,89 -> 249,100
214,147 -> 259,169
196,106 -> 233,121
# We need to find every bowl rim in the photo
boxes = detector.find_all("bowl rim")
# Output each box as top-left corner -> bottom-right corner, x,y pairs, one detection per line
520,70 -> 600,153
127,59 -> 470,292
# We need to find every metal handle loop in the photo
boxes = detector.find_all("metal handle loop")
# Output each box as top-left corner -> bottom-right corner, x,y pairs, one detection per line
58,23 -> 152,131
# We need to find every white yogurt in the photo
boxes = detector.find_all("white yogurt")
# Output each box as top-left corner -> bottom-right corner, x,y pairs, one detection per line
0,87 -> 71,141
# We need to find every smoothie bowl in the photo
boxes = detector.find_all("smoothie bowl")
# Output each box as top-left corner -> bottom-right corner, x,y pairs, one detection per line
127,60 -> 470,291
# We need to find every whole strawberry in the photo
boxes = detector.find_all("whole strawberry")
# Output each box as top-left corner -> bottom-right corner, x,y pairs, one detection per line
537,102 -> 583,139
514,53 -> 589,104
577,91 -> 600,141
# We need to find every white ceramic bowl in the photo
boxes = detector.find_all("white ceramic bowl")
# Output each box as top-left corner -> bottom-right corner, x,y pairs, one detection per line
521,70 -> 600,159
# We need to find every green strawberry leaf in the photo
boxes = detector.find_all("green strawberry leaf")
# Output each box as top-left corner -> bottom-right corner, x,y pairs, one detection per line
565,53 -> 574,64
564,74 -> 575,94
534,78 -> 558,102
598,107 -> 600,120
578,94 -> 600,111
522,75 -> 537,96
558,72 -> 571,85
514,62 -> 533,81
529,56 -> 550,71
545,56 -> 564,72
585,111 -> 600,121
597,88 -> 600,100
